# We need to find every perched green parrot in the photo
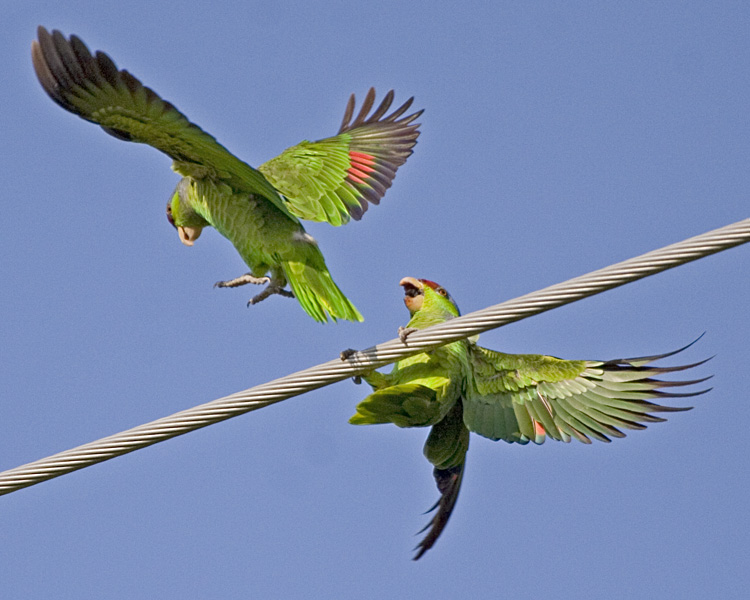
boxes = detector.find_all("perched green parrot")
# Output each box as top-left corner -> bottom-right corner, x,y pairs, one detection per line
350,277 -> 710,559
32,27 -> 422,322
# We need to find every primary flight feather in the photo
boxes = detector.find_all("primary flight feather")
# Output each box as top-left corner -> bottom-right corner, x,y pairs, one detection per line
349,278 -> 710,559
32,26 -> 422,322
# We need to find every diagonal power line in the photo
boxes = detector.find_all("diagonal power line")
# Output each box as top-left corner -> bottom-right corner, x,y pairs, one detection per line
1,218 -> 749,496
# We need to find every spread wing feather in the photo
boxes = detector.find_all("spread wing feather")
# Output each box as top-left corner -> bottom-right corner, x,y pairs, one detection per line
465,342 -> 711,444
32,27 -> 293,217
259,88 -> 422,225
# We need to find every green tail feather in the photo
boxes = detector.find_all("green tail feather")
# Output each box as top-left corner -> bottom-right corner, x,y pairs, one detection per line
282,260 -> 363,323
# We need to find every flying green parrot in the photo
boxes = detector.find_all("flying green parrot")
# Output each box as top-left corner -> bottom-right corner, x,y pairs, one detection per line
31,27 -> 422,322
349,277 -> 710,559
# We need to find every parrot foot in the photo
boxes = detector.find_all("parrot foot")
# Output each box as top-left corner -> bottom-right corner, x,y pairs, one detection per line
214,273 -> 294,305
398,326 -> 418,343
340,348 -> 357,361
247,285 -> 295,306
339,349 -> 362,384
214,274 -> 270,288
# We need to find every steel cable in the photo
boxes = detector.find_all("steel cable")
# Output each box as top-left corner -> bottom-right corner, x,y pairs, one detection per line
1,218 -> 748,495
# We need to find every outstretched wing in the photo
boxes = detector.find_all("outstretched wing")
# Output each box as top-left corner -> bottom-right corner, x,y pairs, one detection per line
259,88 -> 422,226
465,341 -> 711,444
32,27 -> 290,217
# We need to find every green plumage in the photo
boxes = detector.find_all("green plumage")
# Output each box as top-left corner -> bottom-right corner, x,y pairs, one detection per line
350,277 -> 710,559
171,178 -> 361,322
32,27 -> 422,322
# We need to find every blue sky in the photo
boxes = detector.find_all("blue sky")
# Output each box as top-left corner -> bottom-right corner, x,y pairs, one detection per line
2,1 -> 749,598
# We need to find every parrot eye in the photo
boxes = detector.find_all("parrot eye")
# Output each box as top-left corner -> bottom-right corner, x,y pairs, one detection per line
437,287 -> 448,297
166,203 -> 176,228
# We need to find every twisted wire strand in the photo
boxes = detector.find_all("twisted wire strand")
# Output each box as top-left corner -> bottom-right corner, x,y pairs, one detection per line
1,218 -> 749,496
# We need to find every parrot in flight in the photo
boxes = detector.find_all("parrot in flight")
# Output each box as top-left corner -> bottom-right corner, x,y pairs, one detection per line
31,27 -> 422,322
348,278 -> 710,559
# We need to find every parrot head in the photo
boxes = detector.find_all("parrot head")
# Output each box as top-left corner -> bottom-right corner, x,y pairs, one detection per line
400,277 -> 460,317
167,180 -> 208,247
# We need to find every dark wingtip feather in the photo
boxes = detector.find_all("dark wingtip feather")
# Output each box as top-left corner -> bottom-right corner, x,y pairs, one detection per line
347,87 -> 377,129
610,333 -> 707,365
335,88 -> 423,220
31,38 -> 61,104
95,49 -> 122,88
631,357 -> 714,375
650,375 -> 714,388
51,29 -> 85,81
32,27 -> 186,143
384,96 -> 415,121
338,88 -> 423,134
33,27 -> 103,119
366,89 -> 394,123
651,386 -> 712,401
339,93 -> 356,133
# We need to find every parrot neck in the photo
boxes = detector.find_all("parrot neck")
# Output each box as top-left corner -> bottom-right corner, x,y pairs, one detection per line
186,178 -> 252,236
408,296 -> 457,329
183,177 -> 309,272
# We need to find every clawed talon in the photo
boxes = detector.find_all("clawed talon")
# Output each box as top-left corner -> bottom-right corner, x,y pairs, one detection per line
340,349 -> 362,384
215,274 -> 270,288
248,285 -> 295,306
340,348 -> 358,361
399,326 -> 418,343
214,273 -> 295,305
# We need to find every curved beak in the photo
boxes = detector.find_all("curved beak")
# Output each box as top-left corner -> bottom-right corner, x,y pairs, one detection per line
177,226 -> 203,246
399,276 -> 423,291
399,277 -> 424,314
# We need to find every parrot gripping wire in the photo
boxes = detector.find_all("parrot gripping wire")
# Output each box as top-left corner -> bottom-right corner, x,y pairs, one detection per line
1,217 -> 749,496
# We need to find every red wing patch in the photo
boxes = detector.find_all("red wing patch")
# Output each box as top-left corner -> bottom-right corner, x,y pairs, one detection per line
347,151 -> 376,184
336,89 -> 422,219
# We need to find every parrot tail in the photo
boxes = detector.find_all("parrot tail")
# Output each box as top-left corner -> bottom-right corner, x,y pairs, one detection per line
282,260 -> 364,323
